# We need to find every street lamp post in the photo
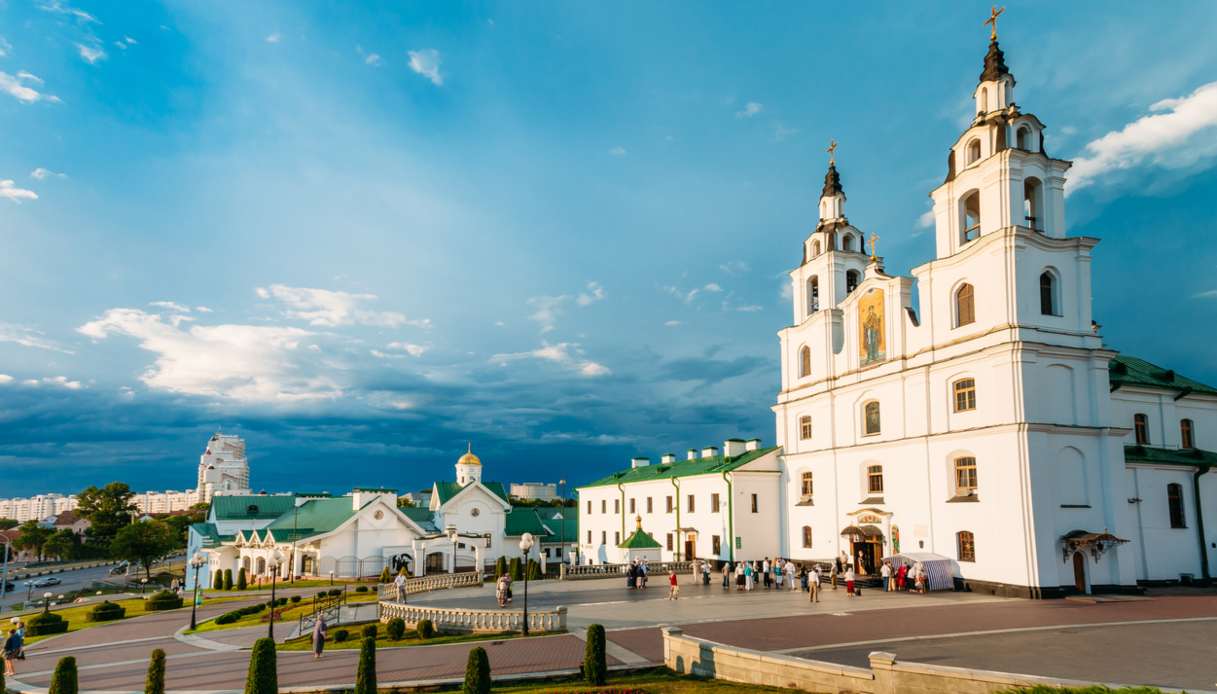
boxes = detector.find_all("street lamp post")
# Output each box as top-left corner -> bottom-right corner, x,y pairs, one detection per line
267,549 -> 284,640
518,532 -> 534,636
140,577 -> 148,595
1,538 -> 10,603
42,591 -> 53,614
188,552 -> 206,631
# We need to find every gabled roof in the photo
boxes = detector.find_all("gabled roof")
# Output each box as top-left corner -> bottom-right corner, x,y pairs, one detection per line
538,508 -> 579,543
210,495 -> 298,521
618,528 -> 661,549
433,480 -> 511,505
580,447 -> 780,488
399,506 -> 439,533
190,522 -> 235,548
1125,445 -> 1217,468
263,497 -> 356,540
1109,355 -> 1217,398
504,506 -> 552,537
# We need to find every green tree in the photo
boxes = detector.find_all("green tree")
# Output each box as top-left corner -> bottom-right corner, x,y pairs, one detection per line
145,648 -> 166,694
15,520 -> 53,561
111,520 -> 177,581
237,567 -> 248,590
224,568 -> 233,590
583,624 -> 607,685
495,556 -> 507,578
463,646 -> 491,694
158,508 -> 205,549
0,518 -> 18,530
77,482 -> 137,548
49,655 -> 78,694
44,529 -> 80,561
354,636 -> 377,694
243,638 -> 277,694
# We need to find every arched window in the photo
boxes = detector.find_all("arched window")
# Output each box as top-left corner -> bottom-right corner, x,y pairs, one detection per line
1023,177 -> 1043,230
802,525 -> 813,548
1134,413 -> 1149,445
807,276 -> 820,313
811,240 -> 821,257
956,531 -> 976,562
962,191 -> 981,242
846,269 -> 860,294
800,472 -> 814,501
954,283 -> 975,327
954,456 -> 978,497
953,378 -> 977,412
863,401 -> 881,435
866,464 -> 884,494
1168,483 -> 1186,528
799,416 -> 812,441
967,138 -> 982,165
979,87 -> 988,113
1181,419 -> 1195,449
1016,126 -> 1030,150
799,346 -> 811,378
1039,271 -> 1059,316
841,234 -> 854,252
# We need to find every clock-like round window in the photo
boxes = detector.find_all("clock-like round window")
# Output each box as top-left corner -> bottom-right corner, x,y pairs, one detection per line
471,507 -> 481,517
374,509 -> 384,520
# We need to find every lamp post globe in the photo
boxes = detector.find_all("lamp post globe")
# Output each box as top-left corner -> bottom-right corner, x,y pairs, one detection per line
42,591 -> 52,614
519,532 -> 535,636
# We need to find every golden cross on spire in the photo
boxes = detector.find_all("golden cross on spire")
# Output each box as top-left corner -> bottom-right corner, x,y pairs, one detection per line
869,232 -> 880,262
984,6 -> 1005,41
826,139 -> 838,165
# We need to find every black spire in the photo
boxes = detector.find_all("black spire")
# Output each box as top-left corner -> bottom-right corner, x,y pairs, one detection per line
979,39 -> 1014,84
821,162 -> 844,199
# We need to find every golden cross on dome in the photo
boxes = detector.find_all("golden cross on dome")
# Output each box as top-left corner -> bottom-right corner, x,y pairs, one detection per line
869,232 -> 880,262
985,6 -> 1005,41
826,139 -> 838,165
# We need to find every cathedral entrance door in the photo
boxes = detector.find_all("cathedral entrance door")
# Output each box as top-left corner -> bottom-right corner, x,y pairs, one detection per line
851,539 -> 881,575
1072,552 -> 1087,593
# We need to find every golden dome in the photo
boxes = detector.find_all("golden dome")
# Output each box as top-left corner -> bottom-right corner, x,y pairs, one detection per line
458,442 -> 481,466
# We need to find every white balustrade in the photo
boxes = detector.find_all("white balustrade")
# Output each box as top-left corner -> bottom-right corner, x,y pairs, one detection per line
561,560 -> 695,580
378,601 -> 567,634
378,571 -> 483,601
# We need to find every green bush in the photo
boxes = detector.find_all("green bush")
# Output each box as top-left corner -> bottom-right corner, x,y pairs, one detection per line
145,648 -> 166,694
243,638 -> 277,694
223,568 -> 233,590
290,595 -> 301,603
1000,688 -> 1166,694
214,611 -> 240,625
87,601 -> 126,622
49,655 -> 78,694
378,567 -> 391,583
495,556 -> 507,578
386,617 -> 405,640
237,567 -> 247,590
355,636 -> 377,694
361,623 -> 378,639
417,619 -> 435,639
583,624 -> 607,685
212,570 -> 223,591
146,591 -> 183,611
333,629 -> 349,642
463,646 -> 491,694
26,611 -> 69,636
328,588 -> 341,596
527,558 -> 541,581
509,557 -> 522,581
355,585 -> 369,593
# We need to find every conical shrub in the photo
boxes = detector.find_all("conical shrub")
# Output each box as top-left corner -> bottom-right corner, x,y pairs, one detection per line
145,648 -> 166,694
49,655 -> 78,694
237,567 -> 248,590
212,570 -> 223,591
243,637 -> 277,694
463,646 -> 491,694
354,636 -> 377,694
224,568 -> 233,590
583,624 -> 606,685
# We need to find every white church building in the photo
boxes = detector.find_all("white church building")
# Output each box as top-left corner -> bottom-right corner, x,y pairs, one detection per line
578,27 -> 1217,597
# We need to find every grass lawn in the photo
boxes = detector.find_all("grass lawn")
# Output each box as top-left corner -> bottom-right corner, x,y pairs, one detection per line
20,598 -> 157,645
485,668 -> 799,693
203,578 -> 372,594
279,628 -> 526,651
189,601 -> 318,634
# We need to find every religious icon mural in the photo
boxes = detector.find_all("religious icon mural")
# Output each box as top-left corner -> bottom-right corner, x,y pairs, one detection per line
858,288 -> 886,364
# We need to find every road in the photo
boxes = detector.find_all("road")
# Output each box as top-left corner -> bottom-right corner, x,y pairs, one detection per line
0,564 -> 122,610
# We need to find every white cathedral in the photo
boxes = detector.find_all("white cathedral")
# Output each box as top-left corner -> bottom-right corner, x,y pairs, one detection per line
578,27 -> 1216,597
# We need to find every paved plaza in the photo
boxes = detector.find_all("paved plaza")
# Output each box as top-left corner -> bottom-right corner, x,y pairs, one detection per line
7,577 -> 1217,692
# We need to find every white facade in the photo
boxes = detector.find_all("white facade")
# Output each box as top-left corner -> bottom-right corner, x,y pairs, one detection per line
0,494 -> 78,522
510,482 -> 559,501
197,433 -> 252,503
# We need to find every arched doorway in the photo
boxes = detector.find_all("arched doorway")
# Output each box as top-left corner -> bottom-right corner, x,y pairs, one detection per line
1072,552 -> 1087,593
426,552 -> 445,574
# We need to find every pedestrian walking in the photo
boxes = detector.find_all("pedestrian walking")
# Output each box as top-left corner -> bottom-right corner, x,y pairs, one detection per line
735,562 -> 745,590
394,570 -> 407,604
785,559 -> 797,590
3,626 -> 20,676
881,560 -> 892,592
311,614 -> 327,659
830,559 -> 839,590
845,564 -> 856,597
722,561 -> 731,590
667,569 -> 680,600
809,566 -> 821,603
744,561 -> 754,591
762,558 -> 772,589
896,561 -> 908,591
701,560 -> 711,586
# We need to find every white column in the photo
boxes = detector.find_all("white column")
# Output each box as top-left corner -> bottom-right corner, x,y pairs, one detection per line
474,545 -> 482,577
414,541 -> 426,577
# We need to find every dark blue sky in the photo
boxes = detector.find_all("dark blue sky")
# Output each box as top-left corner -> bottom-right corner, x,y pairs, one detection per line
2,1 -> 1216,498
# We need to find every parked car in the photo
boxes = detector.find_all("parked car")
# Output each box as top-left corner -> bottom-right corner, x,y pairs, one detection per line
32,576 -> 62,587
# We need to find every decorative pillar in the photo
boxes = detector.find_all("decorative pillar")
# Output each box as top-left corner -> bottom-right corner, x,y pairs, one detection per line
473,545 -> 482,578
414,541 -> 425,577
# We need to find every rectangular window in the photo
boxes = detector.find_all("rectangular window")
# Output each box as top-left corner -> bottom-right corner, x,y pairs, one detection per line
711,493 -> 720,513
867,465 -> 885,495
1168,483 -> 1186,529
957,531 -> 976,562
1134,413 -> 1149,445
614,531 -> 620,545
614,499 -> 619,514
750,493 -> 758,513
800,472 -> 814,502
687,494 -> 695,513
646,496 -> 653,513
666,533 -> 673,551
799,416 -> 813,440
601,499 -> 606,514
587,500 -> 592,514
954,457 -> 978,495
712,535 -> 721,555
629,498 -> 636,514
1181,419 -> 1195,449
601,531 -> 606,544
666,496 -> 674,513
953,378 -> 977,412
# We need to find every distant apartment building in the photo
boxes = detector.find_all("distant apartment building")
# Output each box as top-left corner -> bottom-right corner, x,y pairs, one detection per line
0,493 -> 78,523
133,489 -> 201,514
510,482 -> 559,501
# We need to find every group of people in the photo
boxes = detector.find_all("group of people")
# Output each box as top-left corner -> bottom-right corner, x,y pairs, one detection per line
3,617 -> 26,676
495,573 -> 514,607
703,558 -> 824,602
626,559 -> 650,589
878,558 -> 929,594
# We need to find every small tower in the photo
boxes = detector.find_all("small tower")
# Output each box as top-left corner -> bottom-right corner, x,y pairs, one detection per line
455,442 -> 482,486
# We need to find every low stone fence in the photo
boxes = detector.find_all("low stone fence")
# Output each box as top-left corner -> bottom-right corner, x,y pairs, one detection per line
379,601 -> 567,634
662,627 -> 1107,694
377,571 -> 482,601
561,560 -> 694,580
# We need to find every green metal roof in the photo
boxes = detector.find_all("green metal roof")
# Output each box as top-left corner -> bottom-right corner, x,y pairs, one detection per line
210,495 -> 298,521
399,506 -> 439,532
190,522 -> 235,548
538,508 -> 579,543
505,506 -> 552,537
580,446 -> 779,488
1125,445 -> 1217,468
1109,355 -> 1217,398
263,497 -> 356,540
618,529 -> 661,549
433,480 -> 510,505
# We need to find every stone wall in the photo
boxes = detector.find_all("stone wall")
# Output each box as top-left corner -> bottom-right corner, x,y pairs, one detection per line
662,627 -> 1104,694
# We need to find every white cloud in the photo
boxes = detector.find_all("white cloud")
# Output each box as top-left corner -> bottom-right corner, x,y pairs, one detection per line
0,71 -> 59,104
527,294 -> 568,333
0,323 -> 73,353
41,375 -> 83,390
78,308 -> 339,402
149,300 -> 191,313
732,304 -> 763,313
576,281 -> 605,307
719,260 -> 750,275
386,341 -> 427,357
0,374 -> 12,384
1069,81 -> 1217,194
917,209 -> 935,229
38,0 -> 98,23
75,43 -> 106,64
664,282 -> 723,304
1194,289 -> 1217,300
265,32 -> 281,44
664,320 -> 682,327
195,306 -> 213,313
256,284 -> 428,329
736,101 -> 763,118
0,37 -> 11,57
30,167 -> 66,180
407,49 -> 443,86
773,123 -> 799,142
365,53 -> 382,66
491,341 -> 610,378
608,146 -> 627,157
0,180 -> 38,203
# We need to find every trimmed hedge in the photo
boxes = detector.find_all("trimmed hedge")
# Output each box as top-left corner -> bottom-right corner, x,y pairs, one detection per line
355,636 -> 377,694
214,602 -> 267,625
237,567 -> 247,590
87,601 -> 126,622
327,588 -> 341,597
417,619 -> 435,639
361,623 -> 378,639
49,655 -> 78,694
355,585 -> 369,593
333,629 -> 350,642
26,611 -> 69,636
509,558 -> 523,581
495,556 -> 507,578
223,568 -> 233,591
145,648 -> 166,694
243,638 -> 277,694
386,617 -> 405,640
463,646 -> 491,694
212,570 -> 223,591
583,624 -> 607,685
146,591 -> 183,611
290,594 -> 301,603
